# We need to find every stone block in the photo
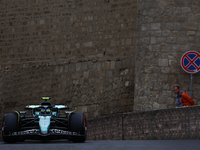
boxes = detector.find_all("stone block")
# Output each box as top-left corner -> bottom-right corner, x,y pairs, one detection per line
109,101 -> 118,108
123,59 -> 131,68
158,0 -> 169,7
76,63 -> 81,71
141,24 -> 148,31
158,59 -> 168,67
174,23 -> 181,30
110,40 -> 116,46
157,37 -> 166,43
97,62 -> 101,71
83,71 -> 89,78
55,66 -> 59,73
161,67 -> 170,74
177,37 -> 188,44
118,99 -> 127,106
160,16 -> 170,22
159,104 -> 167,109
153,102 -> 159,109
158,74 -> 168,82
125,39 -> 132,45
166,37 -> 176,44
150,23 -> 161,30
120,69 -> 129,75
82,106 -> 88,113
40,20 -> 45,24
82,62 -> 87,70
75,106 -> 82,112
110,61 -> 115,69
188,37 -> 194,42
113,70 -> 119,76
139,37 -> 150,44
72,72 -> 81,79
69,63 -> 75,72
84,42 -> 93,47
162,30 -> 171,36
116,60 -> 122,68
151,30 -> 161,37
64,65 -> 68,72
97,53 -> 103,57
182,7 -> 191,14
171,31 -> 180,36
87,61 -> 93,69
88,55 -> 96,59
162,90 -> 172,96
104,61 -> 110,70
144,104 -> 152,111
145,74 -> 157,82
60,66 -> 63,73
182,23 -> 197,30
150,37 -> 156,44
165,23 -> 173,30
75,43 -> 80,49
125,81 -> 130,87
92,63 -> 97,70
88,16 -> 93,21
106,70 -> 113,78
187,31 -> 195,36
167,97 -> 175,105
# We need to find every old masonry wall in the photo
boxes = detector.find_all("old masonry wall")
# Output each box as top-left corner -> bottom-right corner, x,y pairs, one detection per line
0,0 -> 136,124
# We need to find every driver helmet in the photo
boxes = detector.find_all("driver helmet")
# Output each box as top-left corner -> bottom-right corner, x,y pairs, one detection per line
41,108 -> 45,114
46,108 -> 51,114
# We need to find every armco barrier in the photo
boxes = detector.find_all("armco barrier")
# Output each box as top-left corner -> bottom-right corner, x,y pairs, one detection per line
87,106 -> 200,140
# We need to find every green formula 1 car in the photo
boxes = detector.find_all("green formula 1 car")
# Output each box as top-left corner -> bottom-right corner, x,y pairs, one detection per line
1,97 -> 87,143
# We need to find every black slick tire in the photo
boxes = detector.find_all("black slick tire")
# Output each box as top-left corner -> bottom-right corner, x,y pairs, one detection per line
69,113 -> 87,143
2,113 -> 19,143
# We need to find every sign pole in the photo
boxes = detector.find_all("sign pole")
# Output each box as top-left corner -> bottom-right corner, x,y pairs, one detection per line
190,73 -> 193,99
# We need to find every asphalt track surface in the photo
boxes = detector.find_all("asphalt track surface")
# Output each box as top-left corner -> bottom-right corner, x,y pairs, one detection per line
0,140 -> 200,150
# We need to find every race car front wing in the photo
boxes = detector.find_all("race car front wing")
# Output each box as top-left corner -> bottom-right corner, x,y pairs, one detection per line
4,128 -> 86,137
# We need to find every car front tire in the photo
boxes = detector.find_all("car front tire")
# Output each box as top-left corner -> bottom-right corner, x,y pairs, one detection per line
69,113 -> 87,143
2,113 -> 19,143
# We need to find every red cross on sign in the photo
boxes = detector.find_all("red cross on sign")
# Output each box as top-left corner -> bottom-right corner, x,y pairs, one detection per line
180,51 -> 200,74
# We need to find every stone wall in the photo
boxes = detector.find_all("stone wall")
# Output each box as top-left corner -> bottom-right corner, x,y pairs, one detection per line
1,0 -> 200,142
135,0 -> 200,112
1,0 -> 200,133
0,0 -> 137,125
87,106 -> 200,140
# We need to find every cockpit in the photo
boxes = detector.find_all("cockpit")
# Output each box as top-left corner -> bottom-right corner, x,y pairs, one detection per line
25,97 -> 69,117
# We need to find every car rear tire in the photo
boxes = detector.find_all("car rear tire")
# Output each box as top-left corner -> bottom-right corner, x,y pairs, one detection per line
69,113 -> 87,143
2,113 -> 19,143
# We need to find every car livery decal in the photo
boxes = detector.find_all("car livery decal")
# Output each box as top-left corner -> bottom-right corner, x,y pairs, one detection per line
39,116 -> 51,132
50,129 -> 78,135
10,129 -> 81,136
11,129 -> 40,135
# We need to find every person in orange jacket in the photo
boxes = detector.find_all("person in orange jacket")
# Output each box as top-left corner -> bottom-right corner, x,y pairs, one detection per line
173,86 -> 195,107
